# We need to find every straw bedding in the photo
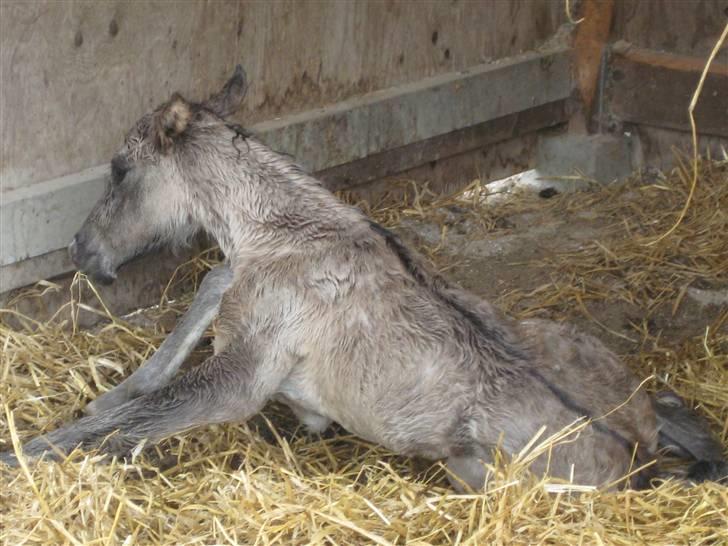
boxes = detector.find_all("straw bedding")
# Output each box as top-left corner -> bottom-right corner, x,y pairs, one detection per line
1,158 -> 727,545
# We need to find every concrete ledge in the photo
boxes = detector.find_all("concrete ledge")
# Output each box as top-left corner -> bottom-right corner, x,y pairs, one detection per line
1,47 -> 572,293
536,133 -> 635,185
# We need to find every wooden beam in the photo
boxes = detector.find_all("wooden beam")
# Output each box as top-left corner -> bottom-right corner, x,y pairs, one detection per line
608,41 -> 728,137
256,48 -> 572,173
319,101 -> 569,191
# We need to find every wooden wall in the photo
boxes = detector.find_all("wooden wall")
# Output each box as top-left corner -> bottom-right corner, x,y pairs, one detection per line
606,0 -> 728,168
0,0 -> 565,193
2,0 -> 723,319
1,0 -> 570,315
611,0 -> 726,56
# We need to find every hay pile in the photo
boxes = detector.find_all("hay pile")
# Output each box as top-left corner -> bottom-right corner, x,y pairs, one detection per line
2,158 -> 727,545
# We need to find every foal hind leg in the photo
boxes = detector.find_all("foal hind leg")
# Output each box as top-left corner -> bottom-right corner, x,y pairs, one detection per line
2,342 -> 279,466
85,264 -> 234,415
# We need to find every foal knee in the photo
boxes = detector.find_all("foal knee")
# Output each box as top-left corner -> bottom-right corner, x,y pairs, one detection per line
446,450 -> 492,492
287,402 -> 333,434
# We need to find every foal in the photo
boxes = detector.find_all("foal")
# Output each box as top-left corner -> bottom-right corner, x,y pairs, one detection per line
3,66 -> 725,489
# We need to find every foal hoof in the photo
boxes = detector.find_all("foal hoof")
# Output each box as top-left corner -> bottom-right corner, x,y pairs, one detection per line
688,460 -> 728,485
0,450 -> 20,468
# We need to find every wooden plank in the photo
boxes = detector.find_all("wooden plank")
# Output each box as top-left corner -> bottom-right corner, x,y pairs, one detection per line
319,101 -> 569,191
259,48 -> 572,173
612,40 -> 728,76
608,41 -> 728,137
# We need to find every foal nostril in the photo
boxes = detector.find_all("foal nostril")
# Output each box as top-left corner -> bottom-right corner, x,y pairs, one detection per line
68,236 -> 85,264
68,238 -> 78,260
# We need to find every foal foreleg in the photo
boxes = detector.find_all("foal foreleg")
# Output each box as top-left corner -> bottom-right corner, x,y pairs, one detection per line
2,343 -> 279,466
85,264 -> 234,415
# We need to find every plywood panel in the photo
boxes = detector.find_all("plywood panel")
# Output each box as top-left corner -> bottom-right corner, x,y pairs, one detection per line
0,0 -> 565,192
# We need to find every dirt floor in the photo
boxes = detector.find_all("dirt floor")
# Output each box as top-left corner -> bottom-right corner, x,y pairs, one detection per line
1,159 -> 727,545
396,183 -> 728,357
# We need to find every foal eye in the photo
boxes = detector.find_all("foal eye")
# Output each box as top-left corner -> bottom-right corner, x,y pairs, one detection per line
111,157 -> 131,184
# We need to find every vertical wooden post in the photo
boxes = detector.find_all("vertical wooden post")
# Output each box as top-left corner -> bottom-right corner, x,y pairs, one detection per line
570,0 -> 615,133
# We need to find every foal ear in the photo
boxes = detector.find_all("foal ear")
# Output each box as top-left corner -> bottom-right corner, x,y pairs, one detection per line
204,64 -> 248,118
155,93 -> 192,153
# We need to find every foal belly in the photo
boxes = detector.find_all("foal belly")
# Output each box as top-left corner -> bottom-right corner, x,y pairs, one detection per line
276,374 -> 387,446
277,365 -> 460,461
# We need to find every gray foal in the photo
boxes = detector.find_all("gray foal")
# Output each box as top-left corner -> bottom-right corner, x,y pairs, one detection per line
3,66 -> 725,489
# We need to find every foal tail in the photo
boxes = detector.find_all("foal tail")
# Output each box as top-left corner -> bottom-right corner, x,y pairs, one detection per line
652,390 -> 728,484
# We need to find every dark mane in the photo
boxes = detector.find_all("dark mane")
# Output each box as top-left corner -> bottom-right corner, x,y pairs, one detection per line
367,220 -> 524,364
